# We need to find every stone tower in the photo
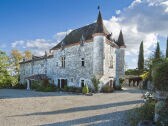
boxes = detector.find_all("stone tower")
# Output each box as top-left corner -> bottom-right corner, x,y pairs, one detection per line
115,30 -> 126,85
92,10 -> 106,79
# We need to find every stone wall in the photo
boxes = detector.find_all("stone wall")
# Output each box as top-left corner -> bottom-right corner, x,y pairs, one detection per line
20,37 -> 124,88
101,41 -> 116,84
93,35 -> 105,79
118,48 -> 125,78
47,41 -> 94,87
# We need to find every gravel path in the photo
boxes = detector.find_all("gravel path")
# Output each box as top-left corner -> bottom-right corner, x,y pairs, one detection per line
0,87 -> 144,126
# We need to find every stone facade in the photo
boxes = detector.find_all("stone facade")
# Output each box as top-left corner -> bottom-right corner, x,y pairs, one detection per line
19,10 -> 126,88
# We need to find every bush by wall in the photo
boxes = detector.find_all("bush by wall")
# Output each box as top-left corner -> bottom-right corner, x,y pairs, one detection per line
127,101 -> 155,126
82,85 -> 89,94
12,83 -> 26,89
101,85 -> 114,93
91,76 -> 99,92
152,59 -> 168,91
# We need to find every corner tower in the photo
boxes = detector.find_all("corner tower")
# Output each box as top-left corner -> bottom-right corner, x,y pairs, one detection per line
92,9 -> 108,79
115,30 -> 126,85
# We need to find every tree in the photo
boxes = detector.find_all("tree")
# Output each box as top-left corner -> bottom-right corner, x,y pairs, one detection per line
10,49 -> 23,74
154,42 -> 161,59
0,50 -> 9,73
138,41 -> 144,71
24,50 -> 32,60
0,50 -> 12,88
166,37 -> 168,58
91,76 -> 99,92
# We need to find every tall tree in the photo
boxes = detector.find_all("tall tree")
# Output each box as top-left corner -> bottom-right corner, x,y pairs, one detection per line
0,50 -> 10,86
138,41 -> 144,70
24,50 -> 32,60
0,50 -> 9,73
166,37 -> 168,58
154,42 -> 161,59
10,49 -> 23,74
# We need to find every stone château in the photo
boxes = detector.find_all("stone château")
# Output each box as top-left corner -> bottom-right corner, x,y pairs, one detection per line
19,10 -> 126,89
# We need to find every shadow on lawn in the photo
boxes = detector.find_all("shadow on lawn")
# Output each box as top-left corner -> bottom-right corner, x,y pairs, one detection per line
0,87 -> 142,99
0,89 -> 79,99
115,87 -> 144,94
40,108 -> 136,126
13,99 -> 143,117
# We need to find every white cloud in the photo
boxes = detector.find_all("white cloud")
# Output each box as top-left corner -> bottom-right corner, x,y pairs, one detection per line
11,39 -> 56,56
53,29 -> 72,42
104,0 -> 168,68
11,30 -> 71,56
11,40 -> 25,48
116,10 -> 121,15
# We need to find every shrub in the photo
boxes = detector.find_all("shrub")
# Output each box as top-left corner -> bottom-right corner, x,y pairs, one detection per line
140,71 -> 149,80
67,86 -> 82,93
42,79 -> 50,87
12,83 -> 26,89
0,74 -> 18,88
91,76 -> 99,92
31,80 -> 40,90
119,78 -> 124,84
114,85 -> 122,90
101,85 -> 114,93
36,84 -> 57,92
152,59 -> 168,91
127,101 -> 155,126
82,85 -> 89,94
63,85 -> 69,91
157,97 -> 168,125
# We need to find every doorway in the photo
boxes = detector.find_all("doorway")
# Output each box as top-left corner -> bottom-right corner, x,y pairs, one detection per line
58,79 -> 67,88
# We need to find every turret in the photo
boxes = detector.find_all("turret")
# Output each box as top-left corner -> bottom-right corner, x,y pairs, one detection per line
92,9 -> 107,79
115,30 -> 126,86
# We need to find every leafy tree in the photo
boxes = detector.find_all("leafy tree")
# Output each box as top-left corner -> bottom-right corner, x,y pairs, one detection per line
138,41 -> 144,70
10,49 -> 23,74
0,50 -> 12,88
24,50 -> 32,60
91,76 -> 99,92
0,50 -> 9,73
125,69 -> 140,75
154,42 -> 161,59
166,37 -> 168,58
152,59 -> 168,91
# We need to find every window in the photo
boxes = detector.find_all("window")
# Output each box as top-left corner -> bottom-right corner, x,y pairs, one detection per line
70,78 -> 74,82
81,80 -> 85,87
81,58 -> 85,67
109,56 -> 113,68
55,62 -> 58,67
61,56 -> 65,68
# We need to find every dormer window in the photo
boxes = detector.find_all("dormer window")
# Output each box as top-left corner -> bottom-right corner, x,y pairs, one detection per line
61,56 -> 65,68
81,58 -> 85,67
61,41 -> 65,50
80,35 -> 85,46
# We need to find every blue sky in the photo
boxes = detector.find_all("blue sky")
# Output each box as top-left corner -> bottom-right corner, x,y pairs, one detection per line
0,0 -> 132,41
0,0 -> 168,69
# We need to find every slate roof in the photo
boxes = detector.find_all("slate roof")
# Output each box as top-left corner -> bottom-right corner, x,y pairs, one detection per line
117,30 -> 126,47
94,11 -> 109,34
19,54 -> 53,64
25,74 -> 49,80
51,11 -> 110,50
51,11 -> 126,50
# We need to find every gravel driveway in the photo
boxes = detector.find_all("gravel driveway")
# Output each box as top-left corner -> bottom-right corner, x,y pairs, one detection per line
0,87 -> 144,126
